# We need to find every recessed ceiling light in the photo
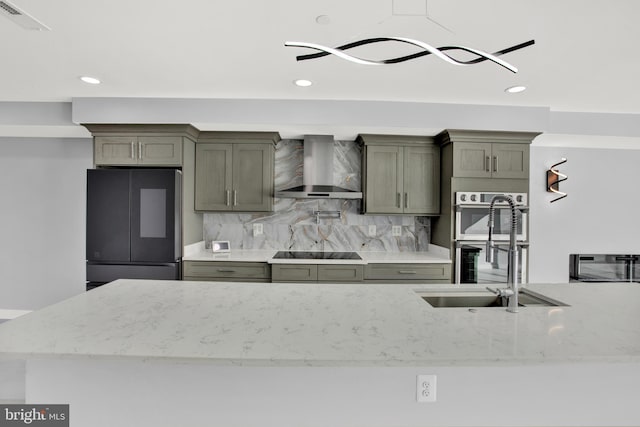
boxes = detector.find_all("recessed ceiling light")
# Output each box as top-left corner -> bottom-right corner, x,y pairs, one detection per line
294,79 -> 312,87
505,85 -> 526,93
80,76 -> 101,85
315,15 -> 331,25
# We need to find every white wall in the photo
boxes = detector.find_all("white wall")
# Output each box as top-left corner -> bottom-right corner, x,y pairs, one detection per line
529,135 -> 640,282
0,137 -> 92,310
28,359 -> 640,426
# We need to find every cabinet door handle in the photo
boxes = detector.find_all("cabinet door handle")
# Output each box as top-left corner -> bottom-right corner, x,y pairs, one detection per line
396,193 -> 401,208
131,141 -> 136,159
233,190 -> 238,206
217,269 -> 236,273
138,141 -> 142,160
493,156 -> 498,172
485,156 -> 490,172
404,192 -> 408,208
226,190 -> 231,206
398,270 -> 417,274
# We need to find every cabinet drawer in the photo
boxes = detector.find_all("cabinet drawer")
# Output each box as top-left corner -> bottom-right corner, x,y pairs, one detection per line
318,265 -> 364,282
273,264 -> 365,282
272,264 -> 318,282
183,261 -> 270,281
364,263 -> 451,282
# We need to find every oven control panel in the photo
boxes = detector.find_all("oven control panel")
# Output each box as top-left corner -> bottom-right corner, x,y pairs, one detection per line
456,192 -> 528,206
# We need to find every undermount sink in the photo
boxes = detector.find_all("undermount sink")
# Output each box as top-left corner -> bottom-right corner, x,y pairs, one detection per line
418,288 -> 568,308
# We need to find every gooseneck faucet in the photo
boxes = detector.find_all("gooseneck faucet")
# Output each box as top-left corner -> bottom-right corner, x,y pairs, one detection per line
486,195 -> 520,313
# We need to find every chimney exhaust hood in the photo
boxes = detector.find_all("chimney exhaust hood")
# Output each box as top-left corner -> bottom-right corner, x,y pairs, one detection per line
275,135 -> 362,199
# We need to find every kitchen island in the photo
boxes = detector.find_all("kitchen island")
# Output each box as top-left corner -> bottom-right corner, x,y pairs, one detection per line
1,280 -> 639,426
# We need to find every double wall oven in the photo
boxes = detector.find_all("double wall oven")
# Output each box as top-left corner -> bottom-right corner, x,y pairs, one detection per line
454,192 -> 529,284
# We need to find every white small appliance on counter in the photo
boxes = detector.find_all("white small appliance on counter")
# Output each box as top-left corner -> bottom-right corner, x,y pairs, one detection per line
211,240 -> 230,253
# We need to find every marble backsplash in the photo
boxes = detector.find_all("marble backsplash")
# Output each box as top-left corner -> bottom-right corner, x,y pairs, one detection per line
203,139 -> 431,252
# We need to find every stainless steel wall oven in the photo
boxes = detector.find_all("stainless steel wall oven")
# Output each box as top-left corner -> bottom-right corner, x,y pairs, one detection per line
454,192 -> 529,284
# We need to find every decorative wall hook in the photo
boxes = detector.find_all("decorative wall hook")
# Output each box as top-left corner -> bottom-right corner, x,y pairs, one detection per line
547,158 -> 568,203
284,38 -> 535,73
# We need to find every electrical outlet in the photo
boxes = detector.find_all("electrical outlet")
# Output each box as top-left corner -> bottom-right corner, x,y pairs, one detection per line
392,225 -> 402,237
368,225 -> 376,236
416,374 -> 437,403
253,223 -> 263,236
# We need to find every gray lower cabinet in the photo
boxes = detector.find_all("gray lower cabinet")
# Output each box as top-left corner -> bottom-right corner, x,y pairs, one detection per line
272,264 -> 364,283
318,265 -> 364,282
195,132 -> 279,212
364,263 -> 451,283
183,261 -> 271,282
358,134 -> 440,215
184,261 -> 449,284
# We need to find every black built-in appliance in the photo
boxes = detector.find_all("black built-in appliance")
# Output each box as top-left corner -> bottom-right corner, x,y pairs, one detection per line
569,254 -> 640,282
273,251 -> 362,260
86,168 -> 181,290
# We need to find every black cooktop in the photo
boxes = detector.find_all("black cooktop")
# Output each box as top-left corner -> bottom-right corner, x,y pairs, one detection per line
273,251 -> 362,260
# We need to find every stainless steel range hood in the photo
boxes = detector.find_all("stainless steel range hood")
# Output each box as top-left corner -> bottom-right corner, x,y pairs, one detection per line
275,135 -> 362,199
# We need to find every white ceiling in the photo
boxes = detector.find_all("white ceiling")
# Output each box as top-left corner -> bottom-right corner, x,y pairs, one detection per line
1,0 -> 639,114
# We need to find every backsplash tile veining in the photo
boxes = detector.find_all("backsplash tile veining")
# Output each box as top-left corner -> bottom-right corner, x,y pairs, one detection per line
203,139 -> 430,251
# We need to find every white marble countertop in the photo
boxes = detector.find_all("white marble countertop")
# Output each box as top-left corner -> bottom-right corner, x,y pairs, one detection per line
182,243 -> 451,264
1,280 -> 639,367
184,249 -> 279,263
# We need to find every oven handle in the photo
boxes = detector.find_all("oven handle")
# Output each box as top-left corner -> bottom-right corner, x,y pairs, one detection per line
455,204 -> 529,210
455,241 -> 530,247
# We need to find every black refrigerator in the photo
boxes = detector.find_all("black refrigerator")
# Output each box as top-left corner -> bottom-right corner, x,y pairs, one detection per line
86,168 -> 182,290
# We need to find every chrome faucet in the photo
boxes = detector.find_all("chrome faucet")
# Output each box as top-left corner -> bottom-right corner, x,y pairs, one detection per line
485,195 -> 520,313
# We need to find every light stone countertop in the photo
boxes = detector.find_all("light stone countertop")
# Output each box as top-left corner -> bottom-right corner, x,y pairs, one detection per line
182,243 -> 451,265
183,249 -> 279,263
1,280 -> 639,366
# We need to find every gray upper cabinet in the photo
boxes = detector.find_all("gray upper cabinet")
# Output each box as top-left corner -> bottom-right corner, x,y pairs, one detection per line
85,124 -> 199,167
195,132 -> 279,212
137,136 -> 183,166
453,141 -> 528,179
195,143 -> 233,211
403,145 -> 440,213
94,135 -> 183,166
94,136 -> 139,165
452,142 -> 492,178
490,143 -> 529,179
232,143 -> 274,211
441,130 -> 536,180
358,134 -> 440,215
363,145 -> 404,214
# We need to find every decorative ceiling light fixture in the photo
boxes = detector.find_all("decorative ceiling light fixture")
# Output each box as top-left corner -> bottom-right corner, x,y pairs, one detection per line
284,38 -> 534,73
